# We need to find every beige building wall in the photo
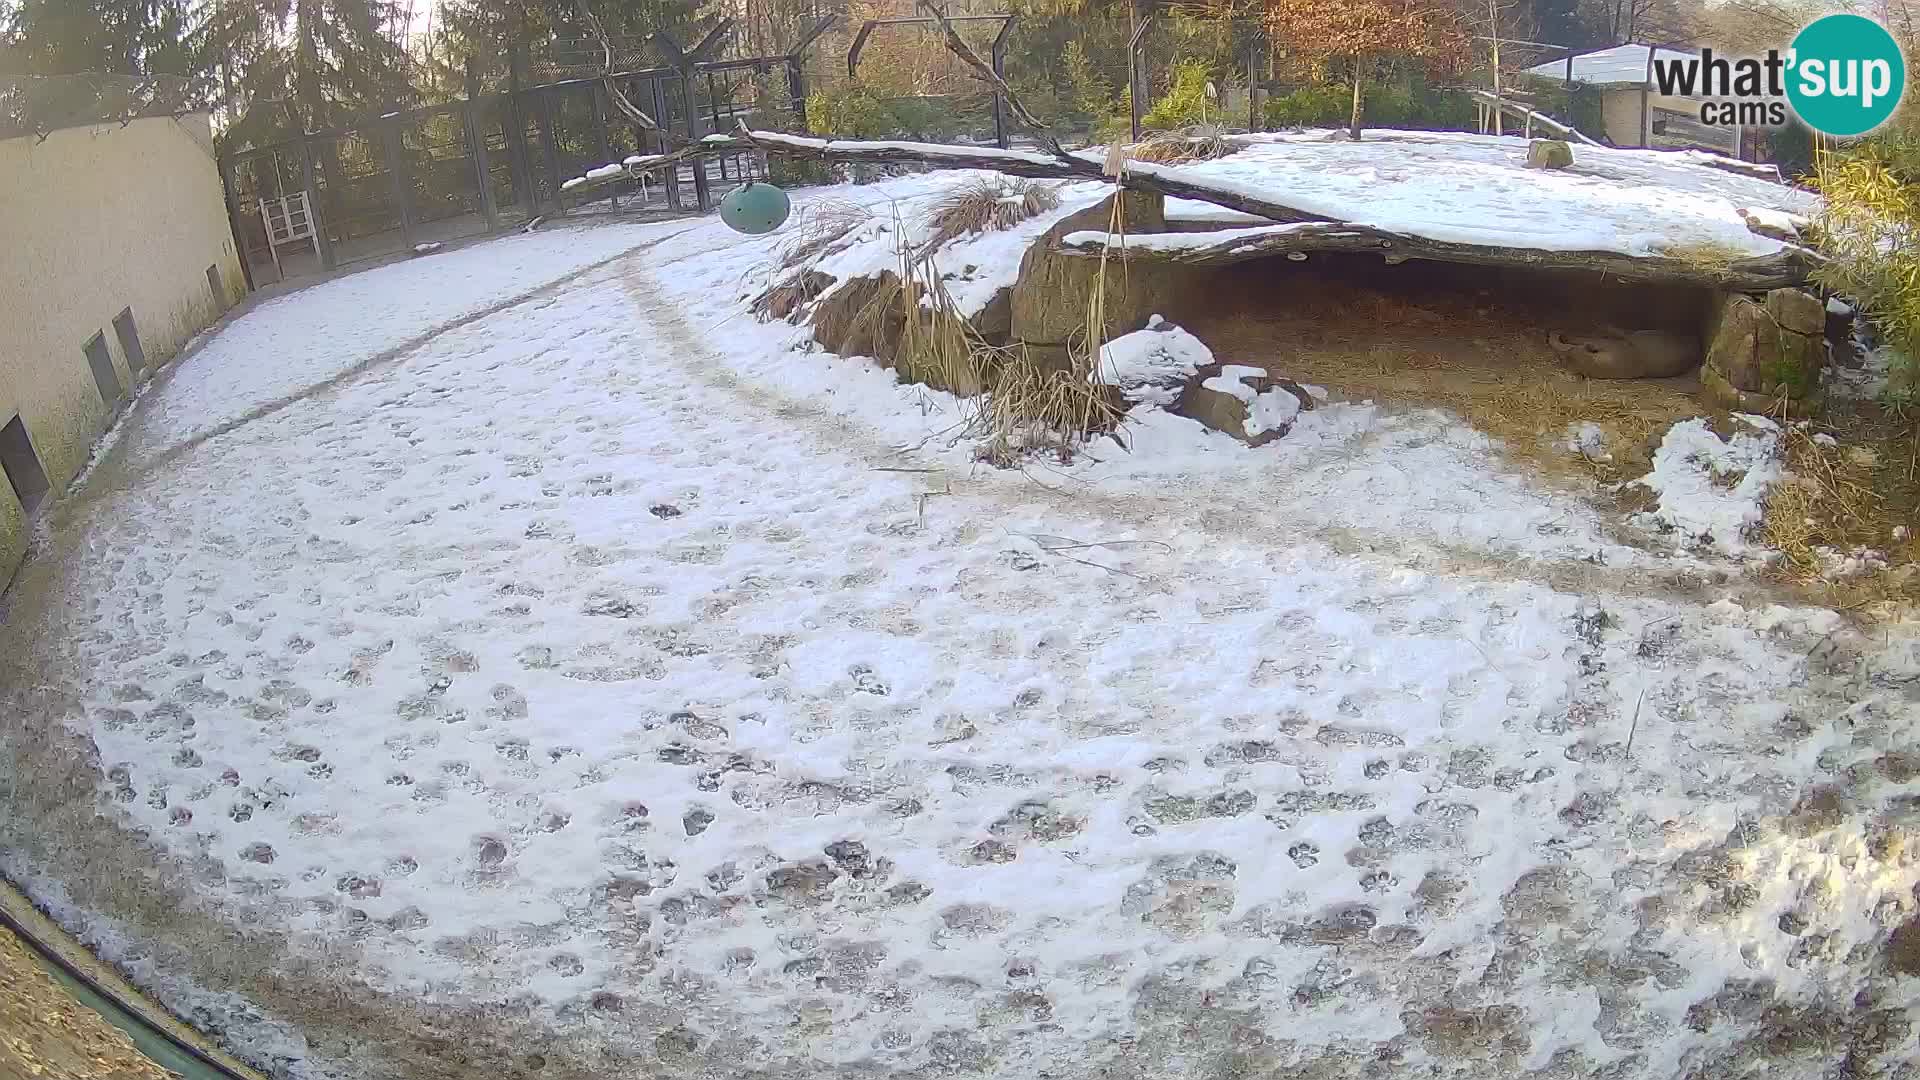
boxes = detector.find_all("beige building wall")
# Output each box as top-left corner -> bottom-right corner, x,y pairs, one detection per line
1600,88 -> 1646,146
0,111 -> 244,582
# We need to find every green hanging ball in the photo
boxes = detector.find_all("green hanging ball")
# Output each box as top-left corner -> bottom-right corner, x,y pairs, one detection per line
719,182 -> 791,235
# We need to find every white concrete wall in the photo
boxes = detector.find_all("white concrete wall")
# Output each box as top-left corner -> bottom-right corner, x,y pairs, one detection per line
0,112 -> 244,582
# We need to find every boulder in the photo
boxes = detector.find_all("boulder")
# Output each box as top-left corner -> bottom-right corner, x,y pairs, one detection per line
810,272 -> 905,361
972,287 -> 1013,345
1765,287 -> 1825,335
1525,139 -> 1574,169
1704,294 -> 1768,391
1010,190 -> 1177,354
1702,291 -> 1825,401
1176,364 -> 1313,446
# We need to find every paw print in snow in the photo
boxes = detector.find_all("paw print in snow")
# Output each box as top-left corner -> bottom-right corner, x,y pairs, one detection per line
1288,841 -> 1320,868
849,664 -> 889,696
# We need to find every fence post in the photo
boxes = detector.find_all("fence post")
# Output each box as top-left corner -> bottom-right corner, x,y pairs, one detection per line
217,153 -> 256,293
681,73 -> 710,210
991,18 -> 1013,149
707,72 -> 728,181
538,88 -> 566,215
590,84 -> 618,209
506,44 -> 537,216
463,59 -> 499,230
468,100 -> 500,229
381,117 -> 417,249
785,57 -> 808,131
299,134 -> 337,270
652,76 -> 681,208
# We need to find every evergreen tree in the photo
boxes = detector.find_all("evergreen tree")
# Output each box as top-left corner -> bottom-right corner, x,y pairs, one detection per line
199,0 -> 415,146
2,0 -> 196,77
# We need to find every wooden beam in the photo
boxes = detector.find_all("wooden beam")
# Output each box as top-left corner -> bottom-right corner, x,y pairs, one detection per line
1053,222 -> 1817,290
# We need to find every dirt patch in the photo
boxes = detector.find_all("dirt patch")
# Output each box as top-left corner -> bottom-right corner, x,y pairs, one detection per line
1168,253 -> 1714,483
1758,398 -> 1920,609
1887,914 -> 1920,976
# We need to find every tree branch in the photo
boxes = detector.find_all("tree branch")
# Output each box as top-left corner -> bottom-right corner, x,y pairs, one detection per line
913,0 -> 1065,159
573,0 -> 680,144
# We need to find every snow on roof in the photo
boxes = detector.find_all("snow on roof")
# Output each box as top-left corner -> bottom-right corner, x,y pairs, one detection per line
1150,129 -> 1815,258
763,130 -> 1813,336
1523,43 -> 1699,88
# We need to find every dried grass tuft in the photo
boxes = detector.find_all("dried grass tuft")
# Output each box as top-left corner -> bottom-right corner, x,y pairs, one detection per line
778,198 -> 875,270
1128,126 -> 1245,165
1759,402 -> 1920,607
921,177 -> 1061,254
1654,240 -> 1752,272
831,202 -> 1123,462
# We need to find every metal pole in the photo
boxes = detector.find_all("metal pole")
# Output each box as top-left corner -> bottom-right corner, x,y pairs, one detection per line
299,134 -> 336,269
1127,12 -> 1151,142
464,58 -> 499,230
507,44 -> 536,215
682,69 -> 710,210
539,89 -> 566,214
653,76 -> 681,208
591,84 -> 617,209
991,32 -> 1009,148
1246,46 -> 1257,132
707,72 -> 727,179
786,57 -> 808,131
218,154 -> 256,293
468,100 -> 499,229
382,118 -> 416,248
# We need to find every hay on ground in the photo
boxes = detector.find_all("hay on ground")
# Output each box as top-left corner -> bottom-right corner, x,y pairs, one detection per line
1129,126 -> 1246,165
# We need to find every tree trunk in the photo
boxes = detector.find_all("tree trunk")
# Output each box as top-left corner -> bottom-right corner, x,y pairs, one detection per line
1348,59 -> 1364,141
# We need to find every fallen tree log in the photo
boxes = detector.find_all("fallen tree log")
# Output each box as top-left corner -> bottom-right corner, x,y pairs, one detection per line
694,130 -> 1334,223
1054,222 -> 1819,290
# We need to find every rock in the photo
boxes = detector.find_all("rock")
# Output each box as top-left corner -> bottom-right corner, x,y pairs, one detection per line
1766,287 -> 1826,335
810,272 -> 904,360
1702,292 -> 1824,401
1177,364 -> 1310,446
1770,324 -> 1826,396
1525,139 -> 1573,169
1705,294 -> 1768,391
1699,365 -> 1772,413
972,287 -> 1013,345
1011,190 -> 1176,353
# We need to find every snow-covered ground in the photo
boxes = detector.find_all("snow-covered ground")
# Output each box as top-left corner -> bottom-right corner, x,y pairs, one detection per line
3,162 -> 1917,1080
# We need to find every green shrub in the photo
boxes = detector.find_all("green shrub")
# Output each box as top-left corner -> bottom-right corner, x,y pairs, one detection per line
1141,59 -> 1218,131
805,82 -> 898,138
1263,82 -> 1351,128
1813,135 -> 1920,398
1261,72 -> 1470,132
